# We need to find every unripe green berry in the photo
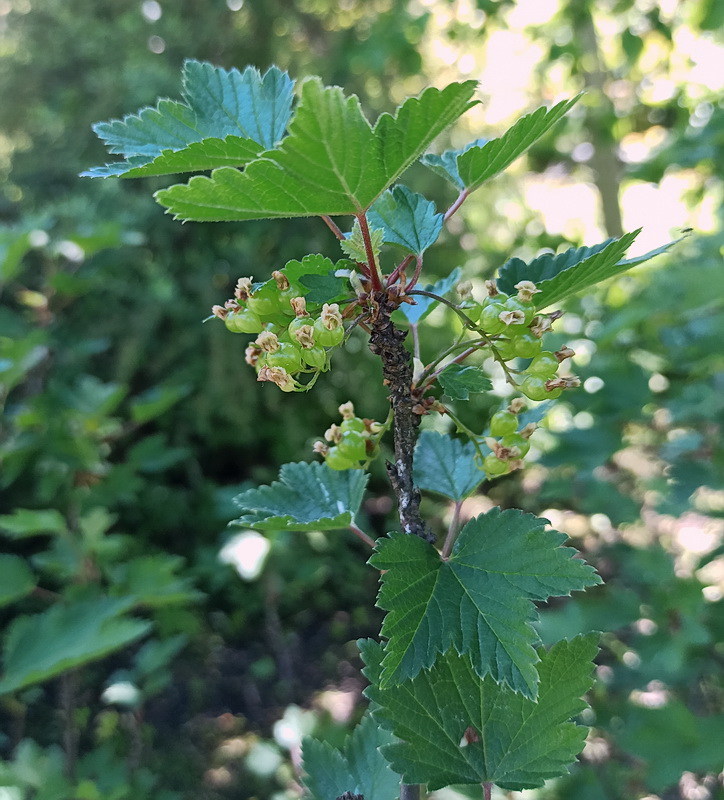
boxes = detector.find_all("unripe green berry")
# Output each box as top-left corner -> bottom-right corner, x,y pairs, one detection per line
528,351 -> 559,377
483,454 -> 510,476
502,296 -> 536,326
520,375 -> 562,401
314,317 -> 345,347
266,342 -> 303,373
489,410 -> 518,437
500,433 -> 530,457
479,303 -> 507,335
300,345 -> 327,370
325,446 -> 354,471
337,431 -> 366,462
225,308 -> 263,334
513,331 -> 543,358
340,417 -> 366,434
246,287 -> 280,317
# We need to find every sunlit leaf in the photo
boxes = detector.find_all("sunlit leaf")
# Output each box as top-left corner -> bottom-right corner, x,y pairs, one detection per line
367,185 -> 443,255
413,431 -> 482,501
438,363 -> 492,400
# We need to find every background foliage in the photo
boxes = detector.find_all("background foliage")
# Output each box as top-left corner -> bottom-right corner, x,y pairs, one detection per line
1,1 -> 722,799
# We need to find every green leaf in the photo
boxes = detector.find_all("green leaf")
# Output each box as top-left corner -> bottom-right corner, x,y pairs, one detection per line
0,509 -> 67,539
361,634 -> 598,791
302,713 -> 399,800
340,218 -> 385,263
232,461 -> 369,532
83,61 -> 294,178
268,253 -> 351,306
420,138 -> 487,190
399,267 -> 462,325
455,96 -> 581,192
130,383 -> 192,424
156,78 -> 478,221
367,185 -> 443,255
0,555 -> 36,608
496,232 -> 679,309
369,508 -> 601,696
0,598 -> 151,694
107,555 -> 203,607
413,431 -> 482,501
438,363 -> 493,400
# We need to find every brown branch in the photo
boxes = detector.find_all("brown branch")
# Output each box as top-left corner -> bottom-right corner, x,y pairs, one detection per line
369,292 -> 433,542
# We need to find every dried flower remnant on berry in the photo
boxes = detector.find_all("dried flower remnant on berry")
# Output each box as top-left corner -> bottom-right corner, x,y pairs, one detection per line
211,304 -> 228,320
234,277 -> 253,300
257,365 -> 295,391
339,401 -> 355,419
290,296 -> 308,317
293,324 -> 315,349
255,331 -> 280,352
272,270 -> 289,290
456,280 -> 474,300
245,345 -> 262,367
320,302 -> 343,330
325,424 -> 342,443
514,280 -> 541,302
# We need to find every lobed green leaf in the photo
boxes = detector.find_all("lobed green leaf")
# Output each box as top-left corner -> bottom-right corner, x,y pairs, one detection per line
361,634 -> 599,791
367,185 -> 443,255
156,78 -> 478,221
231,461 -> 368,532
438,363 -> 493,400
369,508 -> 601,696
83,61 -> 294,178
413,431 -> 483,501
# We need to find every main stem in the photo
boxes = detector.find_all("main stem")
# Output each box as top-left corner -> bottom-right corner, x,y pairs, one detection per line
369,293 -> 431,542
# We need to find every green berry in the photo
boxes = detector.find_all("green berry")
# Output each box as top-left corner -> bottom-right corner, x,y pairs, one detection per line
266,343 -> 303,373
503,296 -> 536,325
513,332 -> 542,358
340,417 -> 366,434
483,454 -> 510,476
479,303 -> 507,335
225,308 -> 263,334
528,351 -> 559,377
288,316 -> 313,337
314,317 -> 345,347
500,433 -> 530,457
337,431 -> 367,462
325,446 -> 354,471
300,345 -> 327,370
246,285 -> 281,317
464,301 -> 483,322
494,338 -> 517,361
489,410 -> 518,436
520,375 -> 562,401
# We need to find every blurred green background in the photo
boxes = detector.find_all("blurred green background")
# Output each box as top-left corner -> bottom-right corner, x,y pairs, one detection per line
1,1 -> 723,798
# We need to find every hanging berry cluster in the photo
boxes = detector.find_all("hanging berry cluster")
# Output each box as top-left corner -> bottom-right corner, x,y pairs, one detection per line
211,271 -> 346,392
312,402 -> 386,471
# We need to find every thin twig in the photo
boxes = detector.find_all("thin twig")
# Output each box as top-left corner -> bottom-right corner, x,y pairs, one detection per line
405,255 -> 424,292
349,522 -> 376,549
387,253 -> 414,287
444,189 -> 469,222
483,782 -> 493,800
441,499 -> 463,560
357,213 -> 383,292
321,214 -> 345,240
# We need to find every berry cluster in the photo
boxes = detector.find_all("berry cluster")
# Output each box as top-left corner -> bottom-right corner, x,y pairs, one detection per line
313,402 -> 384,471
459,279 -> 580,402
482,397 -> 537,477
212,273 -> 346,392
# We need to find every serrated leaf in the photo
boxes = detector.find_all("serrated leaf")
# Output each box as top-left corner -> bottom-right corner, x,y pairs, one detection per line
0,598 -> 151,694
156,78 -> 478,221
420,137 -> 487,190
231,461 -> 369,532
455,96 -> 581,192
367,185 -> 443,255
0,555 -> 36,608
496,231 -> 679,309
361,634 -> 598,791
340,218 -> 385,263
399,266 -> 462,325
369,508 -> 601,696
438,363 -> 492,400
83,61 -> 294,178
259,253 -> 350,307
299,273 -> 350,304
0,509 -> 68,539
413,431 -> 482,501
302,714 -> 399,800
107,555 -> 202,607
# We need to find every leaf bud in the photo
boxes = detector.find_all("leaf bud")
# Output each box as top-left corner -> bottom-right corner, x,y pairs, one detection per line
339,401 -> 355,419
272,270 -> 290,290
514,280 -> 541,302
293,324 -> 316,349
325,423 -> 342,443
255,331 -> 280,352
234,277 -> 254,300
290,296 -> 308,317
320,302 -> 343,330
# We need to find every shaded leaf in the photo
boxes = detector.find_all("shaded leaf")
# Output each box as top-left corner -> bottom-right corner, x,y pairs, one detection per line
0,555 -> 36,608
367,185 -> 443,255
0,509 -> 67,539
156,78 -> 478,220
438,363 -> 492,400
0,598 -> 151,694
413,431 -> 482,501
362,634 -> 598,791
107,555 -> 203,607
456,96 -> 581,192
496,232 -> 678,309
232,461 -> 368,532
420,138 -> 487,190
399,267 -> 462,325
340,218 -> 385,263
369,508 -> 601,696
302,714 -> 399,800
84,61 -> 294,178
130,383 -> 192,424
